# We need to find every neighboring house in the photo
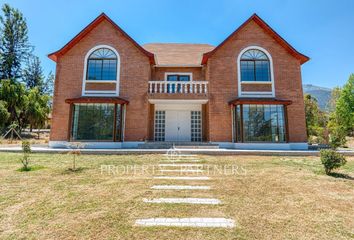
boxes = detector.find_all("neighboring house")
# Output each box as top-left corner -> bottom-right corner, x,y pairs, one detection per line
48,13 -> 309,149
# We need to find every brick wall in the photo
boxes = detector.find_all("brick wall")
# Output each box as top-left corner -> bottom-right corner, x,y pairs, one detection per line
152,67 -> 204,81
206,20 -> 307,142
50,19 -> 151,141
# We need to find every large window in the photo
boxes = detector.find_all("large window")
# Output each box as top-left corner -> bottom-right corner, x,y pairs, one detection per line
87,48 -> 117,81
71,103 -> 124,141
234,104 -> 286,143
240,49 -> 270,82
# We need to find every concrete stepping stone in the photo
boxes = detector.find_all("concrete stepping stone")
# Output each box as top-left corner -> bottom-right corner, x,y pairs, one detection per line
153,176 -> 210,180
143,198 -> 221,205
159,169 -> 204,173
151,185 -> 210,190
162,159 -> 202,163
135,218 -> 235,228
158,164 -> 203,167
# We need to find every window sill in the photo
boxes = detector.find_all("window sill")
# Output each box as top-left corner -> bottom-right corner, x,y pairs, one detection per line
241,81 -> 272,84
86,80 -> 117,83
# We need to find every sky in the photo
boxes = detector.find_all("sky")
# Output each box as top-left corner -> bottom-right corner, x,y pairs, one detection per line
1,0 -> 353,88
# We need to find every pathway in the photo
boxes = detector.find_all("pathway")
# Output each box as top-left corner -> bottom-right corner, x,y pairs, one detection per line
135,151 -> 235,228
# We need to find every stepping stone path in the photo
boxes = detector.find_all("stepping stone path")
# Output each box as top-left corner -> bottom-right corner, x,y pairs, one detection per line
143,197 -> 221,205
136,218 -> 235,228
135,150 -> 235,228
151,185 -> 210,190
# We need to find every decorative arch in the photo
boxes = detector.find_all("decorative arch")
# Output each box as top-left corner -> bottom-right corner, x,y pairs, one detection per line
237,46 -> 275,97
82,45 -> 121,96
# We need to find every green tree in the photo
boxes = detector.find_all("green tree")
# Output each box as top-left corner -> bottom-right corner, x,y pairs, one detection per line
335,74 -> 354,135
25,87 -> 50,131
0,4 -> 32,80
0,100 -> 10,131
0,79 -> 28,130
43,71 -> 54,96
328,86 -> 341,113
22,55 -> 44,91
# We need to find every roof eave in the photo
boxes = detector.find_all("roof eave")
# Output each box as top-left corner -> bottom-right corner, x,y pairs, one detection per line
201,13 -> 309,65
47,13 -> 155,65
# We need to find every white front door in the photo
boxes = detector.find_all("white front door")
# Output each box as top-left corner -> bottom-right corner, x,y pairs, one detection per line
165,110 -> 191,141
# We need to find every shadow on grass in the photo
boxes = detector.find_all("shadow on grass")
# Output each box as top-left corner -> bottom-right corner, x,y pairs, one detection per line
62,167 -> 87,174
17,165 -> 45,172
328,172 -> 354,180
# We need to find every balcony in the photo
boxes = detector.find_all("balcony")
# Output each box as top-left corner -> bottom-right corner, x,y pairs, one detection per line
148,81 -> 208,94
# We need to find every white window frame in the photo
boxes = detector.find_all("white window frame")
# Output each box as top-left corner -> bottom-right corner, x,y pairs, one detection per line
164,72 -> 193,81
237,46 -> 275,98
82,45 -> 121,96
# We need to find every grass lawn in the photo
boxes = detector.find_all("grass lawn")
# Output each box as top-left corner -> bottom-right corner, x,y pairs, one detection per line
0,153 -> 353,240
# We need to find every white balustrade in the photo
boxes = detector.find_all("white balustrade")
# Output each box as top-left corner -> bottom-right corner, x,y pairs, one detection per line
148,81 -> 208,94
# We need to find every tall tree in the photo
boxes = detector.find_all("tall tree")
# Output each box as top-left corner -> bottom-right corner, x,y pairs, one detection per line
304,94 -> 328,142
328,86 -> 342,113
0,100 -> 10,131
0,4 -> 32,80
0,79 -> 28,130
25,87 -> 50,131
43,71 -> 54,96
334,74 -> 354,135
22,55 -> 44,91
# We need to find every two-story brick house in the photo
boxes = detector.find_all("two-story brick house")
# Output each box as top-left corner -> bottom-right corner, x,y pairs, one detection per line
48,13 -> 309,149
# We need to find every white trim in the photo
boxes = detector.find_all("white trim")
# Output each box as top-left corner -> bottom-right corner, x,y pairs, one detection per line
82,45 -> 121,97
240,81 -> 272,84
164,72 -> 193,81
49,141 -> 308,150
237,46 -> 275,98
149,99 -> 208,104
214,142 -> 308,150
85,80 -> 117,83
49,141 -> 145,149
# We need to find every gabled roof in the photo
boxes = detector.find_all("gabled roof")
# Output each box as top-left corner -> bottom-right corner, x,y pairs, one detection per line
48,13 -> 155,64
201,14 -> 309,65
143,43 -> 214,67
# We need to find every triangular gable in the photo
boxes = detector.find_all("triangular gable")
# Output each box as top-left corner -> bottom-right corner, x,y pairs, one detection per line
201,14 -> 309,65
48,13 -> 155,64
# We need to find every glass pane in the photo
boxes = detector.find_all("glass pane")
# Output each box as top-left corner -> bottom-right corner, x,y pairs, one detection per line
71,104 -> 114,141
240,61 -> 255,81
241,104 -> 286,142
87,60 -> 102,80
167,75 -> 178,81
241,49 -> 268,60
89,48 -> 117,59
255,61 -> 270,82
179,75 -> 190,81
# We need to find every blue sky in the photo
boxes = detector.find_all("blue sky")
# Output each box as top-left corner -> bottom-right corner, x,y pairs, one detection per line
1,0 -> 354,88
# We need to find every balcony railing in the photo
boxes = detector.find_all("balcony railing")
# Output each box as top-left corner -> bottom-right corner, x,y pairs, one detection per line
148,81 -> 208,94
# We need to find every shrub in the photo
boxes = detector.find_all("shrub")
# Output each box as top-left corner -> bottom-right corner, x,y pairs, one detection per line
20,140 -> 31,171
329,126 -> 347,149
320,149 -> 346,175
66,142 -> 86,171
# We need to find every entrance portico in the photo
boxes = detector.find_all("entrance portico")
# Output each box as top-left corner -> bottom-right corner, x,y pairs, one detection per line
149,100 -> 207,142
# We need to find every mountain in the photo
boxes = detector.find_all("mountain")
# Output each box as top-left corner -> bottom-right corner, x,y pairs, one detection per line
303,84 -> 332,111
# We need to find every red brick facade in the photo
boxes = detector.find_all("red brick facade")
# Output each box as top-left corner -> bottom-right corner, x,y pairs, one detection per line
49,14 -> 308,146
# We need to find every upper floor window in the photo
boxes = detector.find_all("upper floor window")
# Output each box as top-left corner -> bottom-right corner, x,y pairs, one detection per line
240,49 -> 270,82
87,48 -> 117,81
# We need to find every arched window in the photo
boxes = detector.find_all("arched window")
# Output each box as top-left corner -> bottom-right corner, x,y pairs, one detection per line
240,49 -> 270,82
87,48 -> 117,81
